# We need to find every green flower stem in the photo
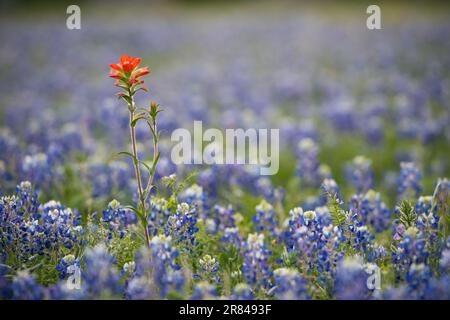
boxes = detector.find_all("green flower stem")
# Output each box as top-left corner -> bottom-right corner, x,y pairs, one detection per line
128,94 -> 150,247
145,119 -> 159,195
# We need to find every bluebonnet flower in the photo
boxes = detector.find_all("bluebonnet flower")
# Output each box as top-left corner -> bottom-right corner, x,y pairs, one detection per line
346,156 -> 374,194
86,161 -> 132,199
228,165 -> 277,200
440,239 -> 450,274
415,196 -> 440,245
432,178 -> 449,216
1,184 -> 83,264
242,233 -> 272,291
353,225 -> 374,255
208,204 -> 236,234
272,268 -> 309,300
196,254 -> 221,284
16,181 -> 39,216
126,235 -> 184,299
154,155 -> 178,181
1,194 -> 23,248
382,285 -> 411,300
391,228 -> 429,281
422,275 -> 450,300
46,278 -> 85,300
180,184 -> 209,220
404,263 -> 432,298
196,165 -> 276,201
0,251 -> 8,276
314,206 -> 334,227
199,255 -> 219,273
334,256 -> 373,300
21,153 -> 53,188
54,123 -> 85,155
222,227 -> 241,249
11,271 -> 45,300
231,283 -> 254,300
149,235 -> 185,297
39,200 -> 84,251
340,206 -> 378,261
21,145 -> 63,190
320,178 -> 341,204
56,254 -> 80,279
101,199 -> 137,240
362,116 -> 384,145
147,197 -> 171,237
415,195 -> 433,215
296,138 -> 321,187
0,160 -> 6,185
350,190 -> 391,232
165,203 -> 199,249
284,207 -> 304,250
149,235 -> 181,271
398,162 -> 422,200
0,275 -> 12,300
191,281 -> 217,300
302,195 -> 324,211
125,276 -> 153,300
197,168 -> 220,197
123,253 -> 153,300
253,200 -> 278,238
325,97 -> 357,133
385,236 -> 450,300
0,129 -> 21,187
255,177 -> 278,201
286,208 -> 342,282
81,245 -> 123,299
122,261 -> 136,276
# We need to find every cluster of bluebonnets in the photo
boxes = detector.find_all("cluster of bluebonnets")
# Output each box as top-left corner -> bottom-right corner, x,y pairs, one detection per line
1,6 -> 450,299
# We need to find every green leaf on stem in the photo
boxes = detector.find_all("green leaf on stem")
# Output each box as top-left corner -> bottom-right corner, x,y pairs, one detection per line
149,152 -> 161,177
119,95 -> 132,105
131,114 -> 148,128
117,151 -> 138,166
125,205 -> 147,225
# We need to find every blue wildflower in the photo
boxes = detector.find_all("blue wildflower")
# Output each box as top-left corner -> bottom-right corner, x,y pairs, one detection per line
242,233 -> 272,291
191,281 -> 217,300
398,162 -> 422,200
346,156 -> 374,194
272,268 -> 309,300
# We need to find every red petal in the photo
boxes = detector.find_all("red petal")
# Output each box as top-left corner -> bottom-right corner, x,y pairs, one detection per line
130,57 -> 141,69
120,55 -> 130,64
134,68 -> 150,78
123,62 -> 134,73
110,63 -> 122,71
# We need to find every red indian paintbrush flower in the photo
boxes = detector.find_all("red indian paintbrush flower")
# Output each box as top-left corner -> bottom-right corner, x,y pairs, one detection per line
108,55 -> 162,248
109,55 -> 151,90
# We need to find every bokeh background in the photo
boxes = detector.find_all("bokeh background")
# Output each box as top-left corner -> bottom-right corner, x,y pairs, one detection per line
1,0 -> 449,213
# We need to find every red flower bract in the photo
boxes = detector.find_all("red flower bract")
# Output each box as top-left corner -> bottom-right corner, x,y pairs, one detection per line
109,55 -> 151,92
121,55 -> 141,73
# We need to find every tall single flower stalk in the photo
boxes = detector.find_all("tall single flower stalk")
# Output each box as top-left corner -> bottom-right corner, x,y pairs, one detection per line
109,55 -> 161,247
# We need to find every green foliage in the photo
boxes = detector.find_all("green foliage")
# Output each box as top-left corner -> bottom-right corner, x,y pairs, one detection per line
108,232 -> 141,269
325,191 -> 347,227
398,200 -> 417,228
280,246 -> 298,269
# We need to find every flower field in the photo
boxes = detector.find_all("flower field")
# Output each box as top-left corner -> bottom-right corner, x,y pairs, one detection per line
0,2 -> 449,300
